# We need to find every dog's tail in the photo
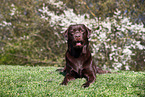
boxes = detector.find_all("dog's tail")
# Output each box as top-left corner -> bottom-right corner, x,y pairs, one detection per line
96,66 -> 111,74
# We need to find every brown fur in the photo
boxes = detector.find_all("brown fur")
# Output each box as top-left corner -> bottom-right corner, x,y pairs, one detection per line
60,24 -> 111,88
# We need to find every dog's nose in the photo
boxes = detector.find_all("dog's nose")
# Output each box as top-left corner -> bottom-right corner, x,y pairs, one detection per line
74,31 -> 82,38
75,33 -> 81,38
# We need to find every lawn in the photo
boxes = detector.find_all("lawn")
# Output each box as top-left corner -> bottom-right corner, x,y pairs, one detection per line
0,65 -> 144,97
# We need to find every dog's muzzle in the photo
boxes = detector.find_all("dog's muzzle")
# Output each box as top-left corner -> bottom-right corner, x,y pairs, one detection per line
73,32 -> 84,47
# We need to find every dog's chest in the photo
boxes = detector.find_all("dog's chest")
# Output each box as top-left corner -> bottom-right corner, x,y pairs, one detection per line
73,58 -> 84,77
76,60 -> 83,69
67,52 -> 87,77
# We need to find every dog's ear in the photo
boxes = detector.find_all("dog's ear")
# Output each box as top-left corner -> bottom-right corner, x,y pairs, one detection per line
64,29 -> 68,40
82,45 -> 87,54
86,27 -> 92,38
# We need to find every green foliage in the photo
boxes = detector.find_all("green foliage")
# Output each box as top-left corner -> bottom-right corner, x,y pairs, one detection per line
0,0 -> 66,66
0,65 -> 145,96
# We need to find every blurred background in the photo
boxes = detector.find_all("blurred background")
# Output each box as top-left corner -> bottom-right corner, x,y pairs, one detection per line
0,0 -> 144,71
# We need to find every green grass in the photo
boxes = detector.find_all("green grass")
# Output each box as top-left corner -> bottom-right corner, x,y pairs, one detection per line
0,65 -> 145,97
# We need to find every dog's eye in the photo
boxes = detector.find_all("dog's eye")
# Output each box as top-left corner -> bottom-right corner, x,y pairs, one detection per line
69,32 -> 74,36
80,30 -> 85,33
69,30 -> 73,33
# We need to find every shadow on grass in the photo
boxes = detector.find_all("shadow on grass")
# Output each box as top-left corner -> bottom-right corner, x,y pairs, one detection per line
56,68 -> 66,76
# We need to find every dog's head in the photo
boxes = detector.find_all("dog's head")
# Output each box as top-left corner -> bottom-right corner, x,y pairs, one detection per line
64,24 -> 91,49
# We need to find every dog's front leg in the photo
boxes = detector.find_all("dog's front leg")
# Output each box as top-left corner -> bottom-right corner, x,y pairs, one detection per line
82,72 -> 96,88
60,73 -> 75,85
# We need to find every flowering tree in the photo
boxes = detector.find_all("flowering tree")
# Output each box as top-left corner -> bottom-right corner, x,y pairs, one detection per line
39,3 -> 145,70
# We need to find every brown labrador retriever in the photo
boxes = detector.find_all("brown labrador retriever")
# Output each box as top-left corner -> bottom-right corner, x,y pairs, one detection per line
60,24 -> 110,88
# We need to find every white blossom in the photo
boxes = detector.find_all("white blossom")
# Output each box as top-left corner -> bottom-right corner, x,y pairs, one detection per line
123,48 -> 132,55
10,4 -> 16,16
38,1 -> 145,70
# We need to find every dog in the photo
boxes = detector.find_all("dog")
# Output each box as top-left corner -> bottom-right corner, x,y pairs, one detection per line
60,24 -> 110,88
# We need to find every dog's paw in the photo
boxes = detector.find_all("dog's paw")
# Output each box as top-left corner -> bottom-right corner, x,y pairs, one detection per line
60,82 -> 67,85
82,83 -> 90,88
